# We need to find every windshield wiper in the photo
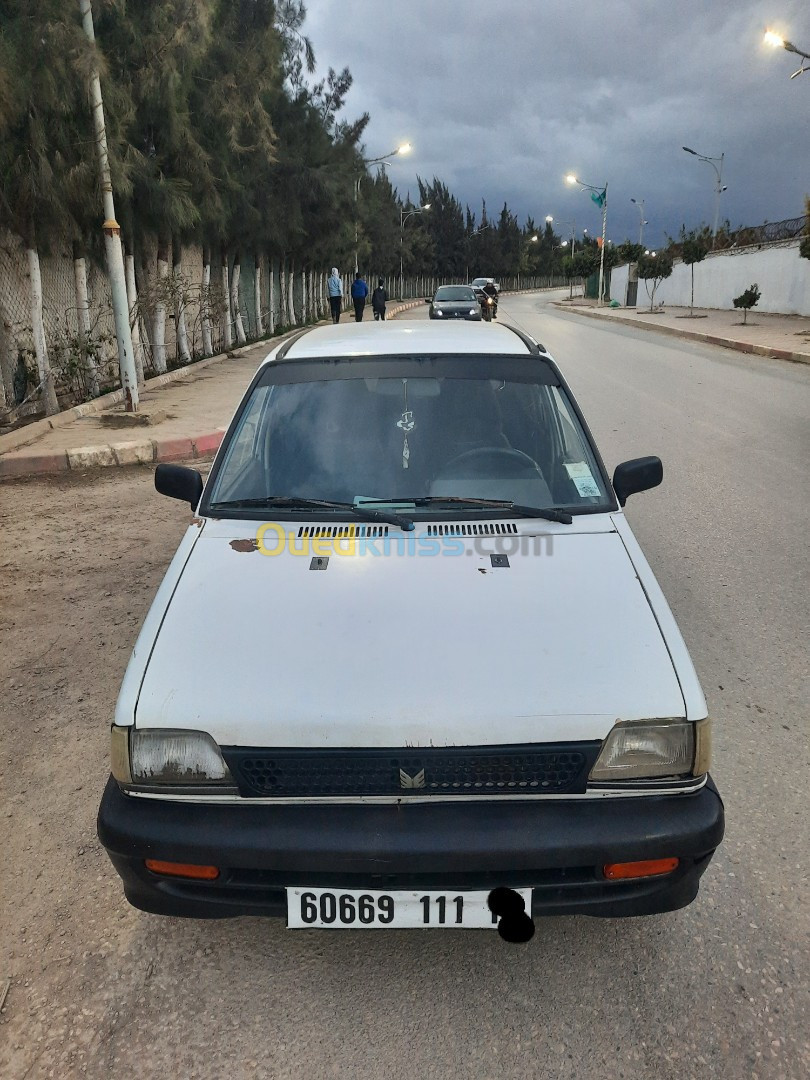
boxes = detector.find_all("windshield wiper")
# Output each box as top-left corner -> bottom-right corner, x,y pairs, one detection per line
359,496 -> 573,524
209,496 -> 415,531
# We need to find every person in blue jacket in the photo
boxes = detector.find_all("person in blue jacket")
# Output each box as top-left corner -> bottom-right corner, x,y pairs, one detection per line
327,268 -> 343,323
351,272 -> 369,322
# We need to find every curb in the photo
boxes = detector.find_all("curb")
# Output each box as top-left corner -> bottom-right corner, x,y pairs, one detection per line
551,303 -> 810,365
0,428 -> 228,480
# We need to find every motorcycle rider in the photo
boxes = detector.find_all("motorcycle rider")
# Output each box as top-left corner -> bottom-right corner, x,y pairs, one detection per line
481,279 -> 498,317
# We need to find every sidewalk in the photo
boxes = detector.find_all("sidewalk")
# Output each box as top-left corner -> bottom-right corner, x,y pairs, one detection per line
552,298 -> 810,365
0,299 -> 425,479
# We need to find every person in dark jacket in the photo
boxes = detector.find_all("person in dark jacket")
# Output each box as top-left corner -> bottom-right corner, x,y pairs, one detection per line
351,272 -> 369,321
371,277 -> 388,321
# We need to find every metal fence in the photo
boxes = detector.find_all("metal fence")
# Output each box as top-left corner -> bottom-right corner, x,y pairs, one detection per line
0,237 -> 566,421
717,214 -> 808,250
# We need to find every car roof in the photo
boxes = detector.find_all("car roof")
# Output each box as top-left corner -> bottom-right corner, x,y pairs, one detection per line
268,320 -> 535,362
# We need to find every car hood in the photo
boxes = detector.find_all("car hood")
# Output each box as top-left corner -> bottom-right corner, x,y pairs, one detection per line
133,518 -> 685,747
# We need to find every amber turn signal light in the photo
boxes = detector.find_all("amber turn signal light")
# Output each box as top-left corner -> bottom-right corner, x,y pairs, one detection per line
603,857 -> 679,880
145,859 -> 220,880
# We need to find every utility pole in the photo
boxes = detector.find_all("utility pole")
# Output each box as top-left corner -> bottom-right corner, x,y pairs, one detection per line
631,198 -> 647,247
79,0 -> 139,410
682,147 -> 726,249
597,185 -> 608,305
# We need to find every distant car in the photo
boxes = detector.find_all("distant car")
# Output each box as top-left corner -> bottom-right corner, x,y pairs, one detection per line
470,277 -> 500,296
429,285 -> 481,321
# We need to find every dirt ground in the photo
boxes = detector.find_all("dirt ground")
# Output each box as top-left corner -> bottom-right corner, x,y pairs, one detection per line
0,467 -> 195,1077
1,459 -> 808,1080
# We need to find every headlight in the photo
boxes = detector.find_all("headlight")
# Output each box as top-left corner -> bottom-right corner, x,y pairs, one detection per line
111,726 -> 237,791
435,308 -> 443,316
470,308 -> 478,315
589,718 -> 710,782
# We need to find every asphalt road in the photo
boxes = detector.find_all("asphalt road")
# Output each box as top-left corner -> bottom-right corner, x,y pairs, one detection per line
1,293 -> 808,1079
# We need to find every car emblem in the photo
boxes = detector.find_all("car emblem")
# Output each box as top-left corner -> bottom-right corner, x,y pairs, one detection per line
399,767 -> 426,789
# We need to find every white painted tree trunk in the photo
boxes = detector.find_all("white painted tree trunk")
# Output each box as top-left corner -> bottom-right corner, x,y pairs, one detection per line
221,252 -> 232,349
0,303 -> 14,405
201,252 -> 213,356
231,255 -> 246,344
254,256 -> 264,337
288,262 -> 296,325
152,250 -> 169,373
278,264 -> 286,325
72,254 -> 100,397
268,260 -> 275,334
302,271 -> 308,322
124,255 -> 145,386
173,245 -> 192,364
26,247 -> 59,415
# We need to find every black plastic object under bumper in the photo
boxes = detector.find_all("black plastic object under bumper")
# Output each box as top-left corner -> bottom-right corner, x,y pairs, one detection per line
97,776 -> 724,920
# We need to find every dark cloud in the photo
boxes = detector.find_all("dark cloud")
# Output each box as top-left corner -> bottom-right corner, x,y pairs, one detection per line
304,0 -> 809,247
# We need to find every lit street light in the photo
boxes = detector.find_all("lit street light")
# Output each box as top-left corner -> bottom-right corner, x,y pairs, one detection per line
764,29 -> 810,78
630,198 -> 648,246
565,174 -> 609,304
354,142 -> 412,273
682,146 -> 727,247
400,203 -> 430,300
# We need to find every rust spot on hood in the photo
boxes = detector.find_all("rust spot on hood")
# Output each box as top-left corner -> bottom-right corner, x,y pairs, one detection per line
230,538 -> 258,553
190,517 -> 204,528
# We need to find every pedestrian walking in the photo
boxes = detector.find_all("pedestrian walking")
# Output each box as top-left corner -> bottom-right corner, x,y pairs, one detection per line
351,272 -> 369,322
371,277 -> 388,321
327,267 -> 343,323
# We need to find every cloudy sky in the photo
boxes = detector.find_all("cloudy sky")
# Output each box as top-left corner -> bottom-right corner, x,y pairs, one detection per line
303,0 -> 808,249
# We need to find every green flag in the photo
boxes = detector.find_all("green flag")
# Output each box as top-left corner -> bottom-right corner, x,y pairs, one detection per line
590,188 -> 606,208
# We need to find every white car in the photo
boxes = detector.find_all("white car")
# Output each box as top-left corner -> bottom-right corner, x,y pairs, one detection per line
98,321 -> 723,937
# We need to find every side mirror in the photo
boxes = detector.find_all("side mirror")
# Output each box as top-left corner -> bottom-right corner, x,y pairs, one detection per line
612,456 -> 662,506
424,298 -> 432,304
155,463 -> 204,510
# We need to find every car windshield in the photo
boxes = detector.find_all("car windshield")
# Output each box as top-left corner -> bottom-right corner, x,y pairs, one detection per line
204,355 -> 613,516
435,287 -> 476,302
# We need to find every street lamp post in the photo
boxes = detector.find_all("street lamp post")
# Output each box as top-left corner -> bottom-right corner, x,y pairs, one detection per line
354,142 -> 411,274
565,173 -> 609,304
682,146 -> 726,247
764,30 -> 810,78
400,203 -> 430,300
465,224 -> 490,282
630,198 -> 648,246
79,0 -> 138,410
547,216 -> 577,297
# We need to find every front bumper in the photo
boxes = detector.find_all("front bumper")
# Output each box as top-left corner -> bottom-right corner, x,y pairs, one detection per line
98,776 -> 724,920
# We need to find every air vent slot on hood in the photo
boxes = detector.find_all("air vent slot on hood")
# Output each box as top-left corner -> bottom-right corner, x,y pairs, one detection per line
426,522 -> 518,537
297,524 -> 389,539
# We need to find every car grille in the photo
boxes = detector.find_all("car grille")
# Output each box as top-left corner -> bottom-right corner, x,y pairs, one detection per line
222,744 -> 600,798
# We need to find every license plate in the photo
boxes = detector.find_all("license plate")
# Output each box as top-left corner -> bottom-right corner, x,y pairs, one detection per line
286,888 -> 532,929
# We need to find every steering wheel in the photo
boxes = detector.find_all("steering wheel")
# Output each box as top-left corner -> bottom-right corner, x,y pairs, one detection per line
436,446 -> 542,479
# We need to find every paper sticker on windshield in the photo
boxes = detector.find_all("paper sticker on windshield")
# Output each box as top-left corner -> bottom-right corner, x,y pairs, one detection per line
564,462 -> 600,497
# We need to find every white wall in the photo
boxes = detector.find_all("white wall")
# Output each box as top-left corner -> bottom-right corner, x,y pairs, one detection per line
611,240 -> 810,316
